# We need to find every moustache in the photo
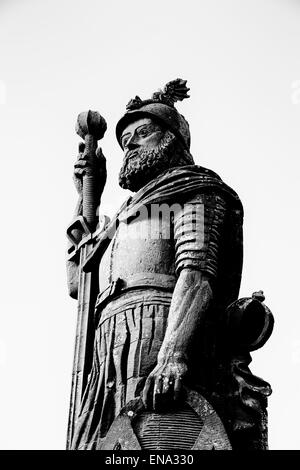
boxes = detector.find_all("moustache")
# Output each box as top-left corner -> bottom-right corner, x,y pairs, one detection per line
124,149 -> 140,161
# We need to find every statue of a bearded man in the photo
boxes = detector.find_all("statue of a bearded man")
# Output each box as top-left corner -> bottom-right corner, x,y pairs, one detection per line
66,79 -> 274,450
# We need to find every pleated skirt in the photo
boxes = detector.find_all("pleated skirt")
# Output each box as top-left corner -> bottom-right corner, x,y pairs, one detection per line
72,289 -> 172,450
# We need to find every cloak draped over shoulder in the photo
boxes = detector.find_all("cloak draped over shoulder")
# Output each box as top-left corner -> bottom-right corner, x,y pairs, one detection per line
83,165 -> 244,306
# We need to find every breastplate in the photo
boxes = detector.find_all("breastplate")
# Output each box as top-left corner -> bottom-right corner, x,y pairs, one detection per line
98,213 -> 176,294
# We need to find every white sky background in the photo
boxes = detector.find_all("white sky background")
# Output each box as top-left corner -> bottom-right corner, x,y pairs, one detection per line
0,0 -> 299,450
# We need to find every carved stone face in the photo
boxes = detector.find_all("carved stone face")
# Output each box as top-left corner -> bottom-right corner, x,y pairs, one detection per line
120,118 -> 164,154
118,117 -> 193,192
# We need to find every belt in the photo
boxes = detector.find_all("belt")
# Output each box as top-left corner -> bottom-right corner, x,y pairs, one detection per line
95,272 -> 176,310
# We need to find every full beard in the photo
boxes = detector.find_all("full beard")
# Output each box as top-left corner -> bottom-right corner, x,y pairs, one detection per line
118,131 -> 192,192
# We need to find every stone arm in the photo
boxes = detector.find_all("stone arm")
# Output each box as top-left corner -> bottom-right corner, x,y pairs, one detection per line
66,144 -> 107,299
66,196 -> 83,299
143,269 -> 212,409
143,192 -> 227,410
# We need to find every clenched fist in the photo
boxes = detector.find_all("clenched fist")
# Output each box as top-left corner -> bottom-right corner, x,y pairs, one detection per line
73,142 -> 107,199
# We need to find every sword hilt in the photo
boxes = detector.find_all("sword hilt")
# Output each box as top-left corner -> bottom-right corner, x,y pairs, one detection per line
75,110 -> 107,230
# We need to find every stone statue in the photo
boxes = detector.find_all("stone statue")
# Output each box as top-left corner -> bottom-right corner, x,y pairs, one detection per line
66,79 -> 274,450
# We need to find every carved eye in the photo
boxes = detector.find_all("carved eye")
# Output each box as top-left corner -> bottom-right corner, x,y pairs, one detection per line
138,128 -> 149,138
122,138 -> 129,148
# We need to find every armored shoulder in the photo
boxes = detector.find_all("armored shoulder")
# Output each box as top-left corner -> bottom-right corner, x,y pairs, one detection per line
174,192 -> 227,278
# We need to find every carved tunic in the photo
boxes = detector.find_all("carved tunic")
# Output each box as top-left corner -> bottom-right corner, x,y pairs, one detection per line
71,189 -> 229,449
97,192 -> 227,304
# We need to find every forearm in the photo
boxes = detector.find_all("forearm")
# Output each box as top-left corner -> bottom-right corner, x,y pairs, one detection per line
66,197 -> 83,299
67,143 -> 106,299
157,269 -> 213,364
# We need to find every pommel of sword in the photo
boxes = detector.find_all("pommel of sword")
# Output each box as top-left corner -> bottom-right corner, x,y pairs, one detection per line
75,110 -> 107,231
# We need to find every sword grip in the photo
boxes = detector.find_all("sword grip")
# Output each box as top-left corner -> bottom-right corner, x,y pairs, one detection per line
82,134 -> 98,229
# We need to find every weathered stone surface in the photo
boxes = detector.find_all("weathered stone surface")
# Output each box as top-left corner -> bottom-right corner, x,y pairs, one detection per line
66,79 -> 273,450
99,391 -> 231,450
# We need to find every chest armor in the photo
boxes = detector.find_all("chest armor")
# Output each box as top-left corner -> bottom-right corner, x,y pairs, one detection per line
98,213 -> 176,295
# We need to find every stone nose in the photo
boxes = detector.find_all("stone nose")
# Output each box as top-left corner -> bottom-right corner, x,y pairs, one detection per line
126,140 -> 139,151
124,132 -> 140,151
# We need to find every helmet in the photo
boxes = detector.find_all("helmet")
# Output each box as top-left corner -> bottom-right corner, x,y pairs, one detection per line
116,79 -> 191,150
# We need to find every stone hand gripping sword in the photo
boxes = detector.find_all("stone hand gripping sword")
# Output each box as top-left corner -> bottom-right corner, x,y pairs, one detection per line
66,110 -> 108,449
